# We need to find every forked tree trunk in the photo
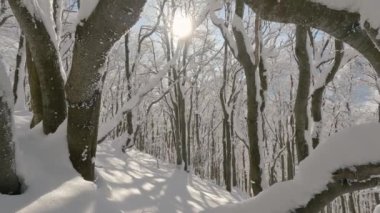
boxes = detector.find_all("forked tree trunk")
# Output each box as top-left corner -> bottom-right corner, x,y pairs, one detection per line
66,0 -> 146,181
8,0 -> 67,134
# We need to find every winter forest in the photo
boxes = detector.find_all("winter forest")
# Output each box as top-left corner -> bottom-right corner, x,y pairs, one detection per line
0,0 -> 380,212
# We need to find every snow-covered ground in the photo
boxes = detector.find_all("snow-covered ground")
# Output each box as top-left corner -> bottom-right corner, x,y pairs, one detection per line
0,112 -> 245,213
205,123 -> 380,213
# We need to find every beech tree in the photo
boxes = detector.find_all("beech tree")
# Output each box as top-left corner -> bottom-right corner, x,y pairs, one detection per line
1,0 -> 379,212
7,0 -> 147,180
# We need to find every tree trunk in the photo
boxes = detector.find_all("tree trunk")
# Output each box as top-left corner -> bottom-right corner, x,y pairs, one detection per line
244,0 -> 380,76
220,42 -> 232,192
8,0 -> 67,134
348,193 -> 357,213
294,25 -> 311,163
310,40 -> 343,148
0,59 -> 20,195
123,34 -> 134,150
26,42 -> 43,128
232,144 -> 237,187
233,0 -> 263,196
13,34 -> 24,105
65,0 -> 146,181
340,196 -> 347,213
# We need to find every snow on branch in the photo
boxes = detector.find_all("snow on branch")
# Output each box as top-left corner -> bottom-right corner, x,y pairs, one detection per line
205,123 -> 380,213
97,1 -> 214,141
310,0 -> 380,31
209,2 -> 239,57
20,0 -> 59,48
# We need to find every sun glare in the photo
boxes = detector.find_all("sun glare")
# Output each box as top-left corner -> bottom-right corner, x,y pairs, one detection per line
172,15 -> 193,39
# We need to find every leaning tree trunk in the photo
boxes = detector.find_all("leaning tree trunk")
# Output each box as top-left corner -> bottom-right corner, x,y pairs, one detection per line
8,0 -> 67,134
0,58 -> 19,195
65,0 -> 146,181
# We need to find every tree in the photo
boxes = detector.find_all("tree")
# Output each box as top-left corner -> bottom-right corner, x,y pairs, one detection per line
8,0 -> 147,181
8,0 -> 67,134
294,25 -> 311,162
211,0 -> 265,195
0,56 -> 19,194
243,0 -> 380,74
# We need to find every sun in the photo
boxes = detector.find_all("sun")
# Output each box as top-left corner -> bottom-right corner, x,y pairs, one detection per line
172,14 -> 193,39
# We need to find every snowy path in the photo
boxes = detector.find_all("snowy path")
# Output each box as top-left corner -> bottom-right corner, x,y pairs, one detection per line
96,144 -> 244,213
0,112 -> 244,213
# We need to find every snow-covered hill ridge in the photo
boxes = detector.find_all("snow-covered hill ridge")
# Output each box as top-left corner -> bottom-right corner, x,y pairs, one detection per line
0,112 -> 245,213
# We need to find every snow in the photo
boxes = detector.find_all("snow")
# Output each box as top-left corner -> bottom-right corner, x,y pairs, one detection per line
374,205 -> 380,213
21,0 -> 58,48
205,123 -> 380,213
0,112 -> 244,213
232,15 -> 256,64
311,0 -> 380,33
20,0 -> 67,81
209,2 -> 239,57
77,0 -> 99,24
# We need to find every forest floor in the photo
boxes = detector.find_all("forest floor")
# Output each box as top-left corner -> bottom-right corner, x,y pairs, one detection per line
0,111 -> 245,213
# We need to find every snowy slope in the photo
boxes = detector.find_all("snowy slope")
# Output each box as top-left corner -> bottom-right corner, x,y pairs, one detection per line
0,112 -> 244,213
205,123 -> 380,213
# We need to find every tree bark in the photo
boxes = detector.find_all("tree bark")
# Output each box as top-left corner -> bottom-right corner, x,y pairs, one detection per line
8,0 -> 67,134
13,34 -> 24,104
295,164 -> 380,213
310,40 -> 344,148
348,193 -> 357,213
26,42 -> 43,128
0,99 -> 19,194
123,33 -> 134,150
65,0 -> 146,180
0,59 -> 19,195
294,26 -> 311,163
220,42 -> 232,192
244,0 -> 380,75
222,0 -> 263,195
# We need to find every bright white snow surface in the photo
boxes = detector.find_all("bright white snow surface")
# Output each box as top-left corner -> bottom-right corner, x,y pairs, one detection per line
374,205 -> 380,213
0,112 -> 244,213
311,0 -> 380,31
205,123 -> 380,213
